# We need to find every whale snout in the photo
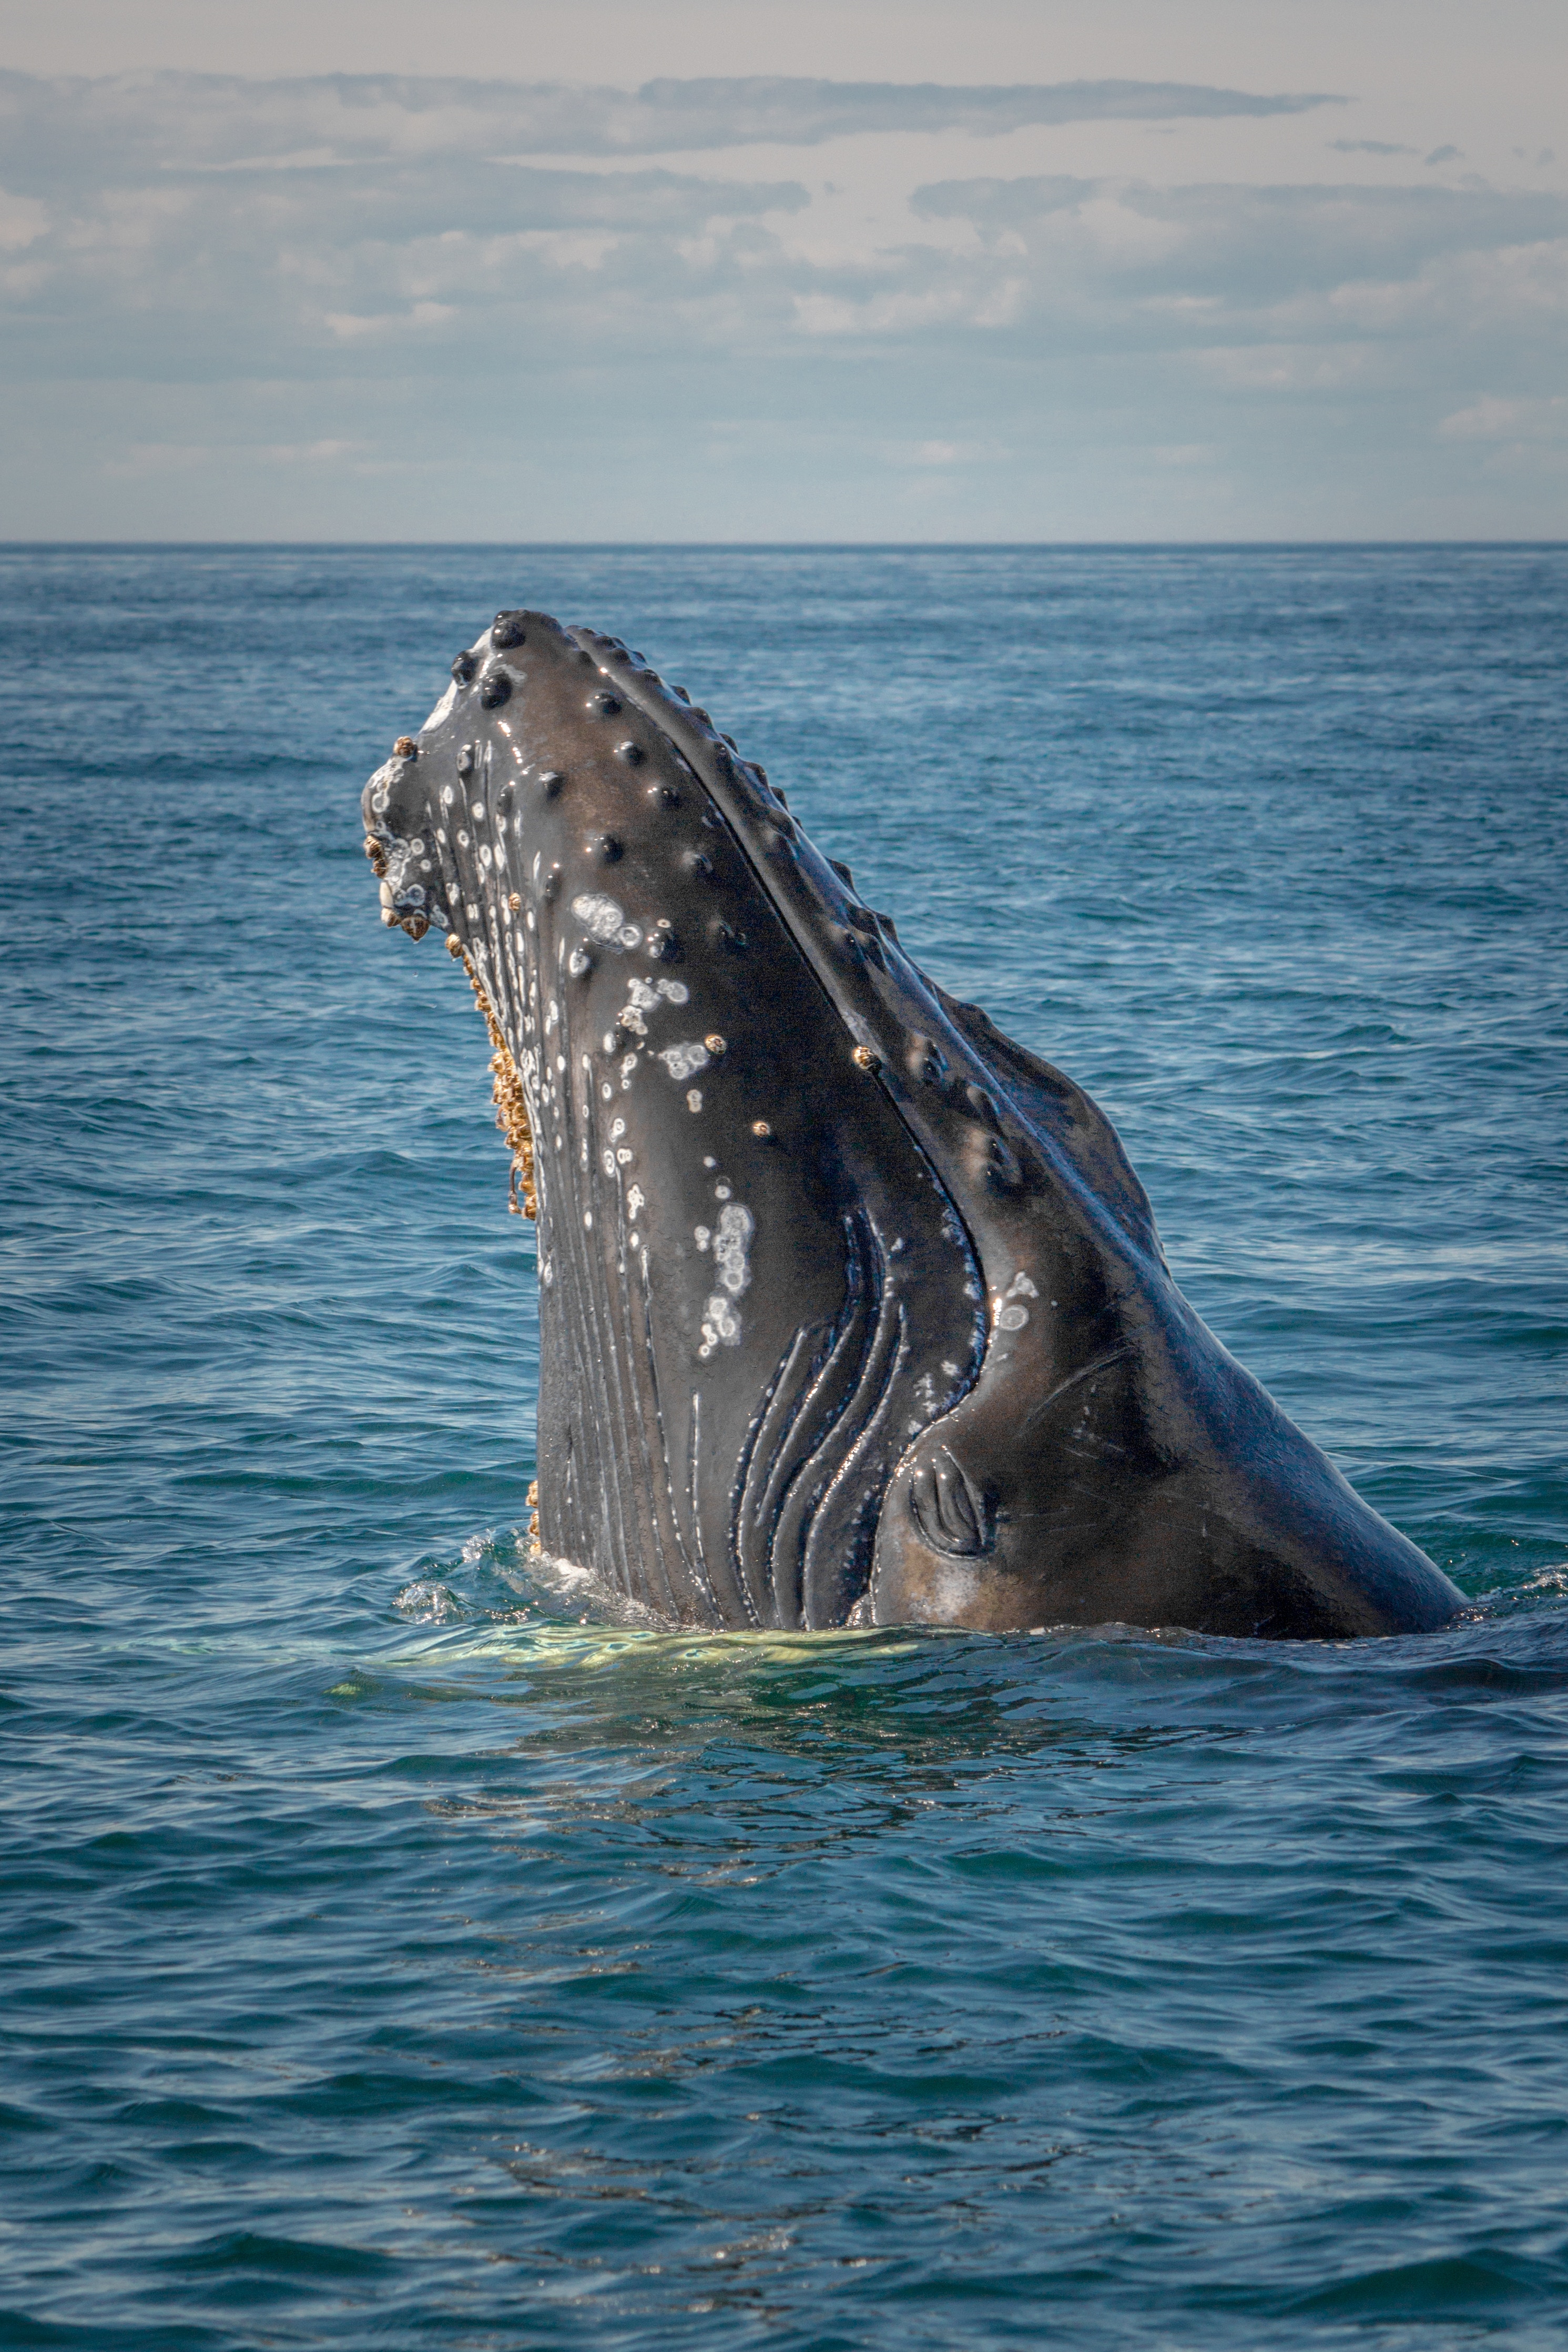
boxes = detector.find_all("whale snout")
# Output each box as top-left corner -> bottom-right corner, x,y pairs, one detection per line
362,735 -> 449,941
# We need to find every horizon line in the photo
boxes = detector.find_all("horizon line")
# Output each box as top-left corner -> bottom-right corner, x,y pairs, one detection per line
3,537 -> 1566,553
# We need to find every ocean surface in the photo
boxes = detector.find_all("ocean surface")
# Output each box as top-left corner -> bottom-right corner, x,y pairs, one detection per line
3,543 -> 1566,2350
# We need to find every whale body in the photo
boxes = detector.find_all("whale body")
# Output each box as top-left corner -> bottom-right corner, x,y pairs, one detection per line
362,610 -> 1462,1639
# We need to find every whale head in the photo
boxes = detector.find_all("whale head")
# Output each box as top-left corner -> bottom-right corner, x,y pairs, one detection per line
361,607 -> 1464,1644
362,610 -> 987,1627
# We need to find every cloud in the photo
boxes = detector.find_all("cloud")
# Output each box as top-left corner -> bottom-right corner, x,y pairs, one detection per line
1,70 -> 1564,538
0,158 -> 810,378
1328,140 -> 1419,157
1425,146 -> 1463,166
0,71 -> 1346,191
911,177 -> 1568,312
1438,394 -> 1568,440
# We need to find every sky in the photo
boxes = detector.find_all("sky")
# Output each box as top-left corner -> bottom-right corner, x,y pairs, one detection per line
2,0 -> 1565,540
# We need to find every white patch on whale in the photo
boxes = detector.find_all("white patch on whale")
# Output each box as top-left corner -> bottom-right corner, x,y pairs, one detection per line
659,1040 -> 710,1082
712,1203 -> 754,1297
699,1294 -> 742,1353
996,1269 -> 1039,1331
421,681 -> 457,732
572,893 -> 634,945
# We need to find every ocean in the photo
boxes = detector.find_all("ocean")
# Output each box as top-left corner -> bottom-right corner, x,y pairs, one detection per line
2,542 -> 1565,2349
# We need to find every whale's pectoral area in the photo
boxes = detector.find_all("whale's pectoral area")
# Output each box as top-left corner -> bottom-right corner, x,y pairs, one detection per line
361,609 -> 1464,1640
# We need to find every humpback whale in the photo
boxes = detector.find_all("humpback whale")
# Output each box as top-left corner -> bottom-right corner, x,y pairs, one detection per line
362,610 -> 1462,1640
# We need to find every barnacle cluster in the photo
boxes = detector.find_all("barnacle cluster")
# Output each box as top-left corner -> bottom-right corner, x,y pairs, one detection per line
450,934 -> 537,1219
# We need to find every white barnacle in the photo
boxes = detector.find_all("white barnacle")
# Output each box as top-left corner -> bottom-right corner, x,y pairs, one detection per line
701,1294 -> 742,1346
618,1005 -> 648,1037
628,1184 -> 645,1218
694,1224 -> 710,1251
610,1118 -> 626,1140
686,1089 -> 702,1112
658,1040 -> 710,1083
572,892 -> 630,944
996,1303 -> 1029,1331
657,979 -> 689,1005
1006,1272 -> 1040,1299
712,1203 -> 754,1298
621,1053 -> 638,1083
567,948 -> 592,978
626,978 -> 660,1011
616,1148 -> 633,1166
618,925 -> 642,949
603,1150 -> 616,1178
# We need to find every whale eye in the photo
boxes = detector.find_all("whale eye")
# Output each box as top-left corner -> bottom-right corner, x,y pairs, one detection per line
593,834 -> 623,864
480,672 -> 512,709
649,782 -> 681,809
452,652 -> 478,685
616,742 -> 645,765
492,611 -> 527,649
591,692 -> 622,716
683,850 -> 712,879
537,770 -> 565,798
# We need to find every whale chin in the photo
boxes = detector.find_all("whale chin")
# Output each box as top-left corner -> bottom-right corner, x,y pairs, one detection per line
360,608 -> 1464,1643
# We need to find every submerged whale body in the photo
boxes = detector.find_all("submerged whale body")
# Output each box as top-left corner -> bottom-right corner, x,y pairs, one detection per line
362,611 -> 1462,1640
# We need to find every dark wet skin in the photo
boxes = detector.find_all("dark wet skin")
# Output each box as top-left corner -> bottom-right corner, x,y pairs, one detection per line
362,611 -> 1463,1639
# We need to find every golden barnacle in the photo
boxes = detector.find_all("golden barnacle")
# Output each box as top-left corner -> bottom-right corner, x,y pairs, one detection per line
364,835 -> 388,877
446,933 -> 463,958
394,735 -> 418,757
508,892 -> 521,913
527,1480 -> 539,1507
455,949 -> 538,1219
751,1119 -> 771,1138
705,1034 -> 727,1056
852,1045 -> 878,1072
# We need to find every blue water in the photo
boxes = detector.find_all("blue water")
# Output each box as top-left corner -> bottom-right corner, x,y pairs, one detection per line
3,544 -> 1566,2350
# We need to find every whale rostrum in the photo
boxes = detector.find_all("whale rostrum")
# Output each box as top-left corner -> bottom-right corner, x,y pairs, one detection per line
362,610 -> 1463,1640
